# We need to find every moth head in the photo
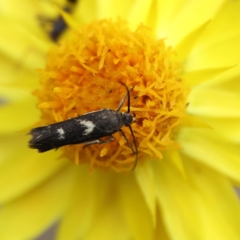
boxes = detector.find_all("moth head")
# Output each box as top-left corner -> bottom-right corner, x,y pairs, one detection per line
123,112 -> 135,126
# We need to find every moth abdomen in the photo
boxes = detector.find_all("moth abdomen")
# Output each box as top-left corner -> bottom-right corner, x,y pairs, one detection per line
28,125 -> 58,152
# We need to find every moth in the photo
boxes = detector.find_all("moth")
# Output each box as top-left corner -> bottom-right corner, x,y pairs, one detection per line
28,82 -> 138,169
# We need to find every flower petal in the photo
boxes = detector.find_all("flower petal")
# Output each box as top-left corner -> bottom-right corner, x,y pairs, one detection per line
156,0 -> 224,46
154,156 -> 240,240
199,116 -> 240,143
182,66 -> 235,87
57,167 -> 114,240
76,0 -> 151,29
175,20 -> 210,64
187,87 -> 240,117
1,0 -> 45,31
185,0 -> 240,70
0,16 -> 48,70
0,54 -> 39,87
135,160 -> 156,226
84,198 -> 131,240
153,205 -> 171,240
127,0 -> 153,29
154,157 -> 203,239
0,87 -> 40,133
119,173 -> 154,240
178,128 -> 240,183
73,0 -> 98,23
184,156 -> 240,239
0,165 -> 75,240
0,134 -> 69,203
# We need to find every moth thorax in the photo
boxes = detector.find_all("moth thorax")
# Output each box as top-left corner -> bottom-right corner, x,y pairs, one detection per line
122,112 -> 134,126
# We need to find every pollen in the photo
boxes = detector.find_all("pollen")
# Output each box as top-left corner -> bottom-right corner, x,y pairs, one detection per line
34,19 -> 187,172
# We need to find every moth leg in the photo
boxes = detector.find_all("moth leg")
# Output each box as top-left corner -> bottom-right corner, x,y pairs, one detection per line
83,135 -> 114,148
119,129 -> 136,154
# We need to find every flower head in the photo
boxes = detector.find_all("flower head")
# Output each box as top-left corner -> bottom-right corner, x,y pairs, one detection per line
32,19 -> 187,171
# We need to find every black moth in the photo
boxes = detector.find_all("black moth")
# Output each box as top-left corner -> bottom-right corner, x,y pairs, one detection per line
28,82 -> 138,169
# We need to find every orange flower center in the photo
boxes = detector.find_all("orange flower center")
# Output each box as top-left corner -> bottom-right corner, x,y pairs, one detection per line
34,19 -> 187,172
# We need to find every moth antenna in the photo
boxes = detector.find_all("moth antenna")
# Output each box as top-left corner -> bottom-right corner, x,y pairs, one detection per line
116,81 -> 134,112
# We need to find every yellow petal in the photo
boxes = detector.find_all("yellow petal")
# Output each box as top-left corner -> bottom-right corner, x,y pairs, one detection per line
145,0 -> 158,31
199,116 -> 240,143
73,0 -> 99,23
0,54 -> 39,88
127,0 -> 153,29
188,87 -> 240,117
0,134 -> 69,203
76,0 -> 148,28
0,88 -> 39,133
185,0 -> 240,70
0,165 -> 74,240
155,156 -> 240,240
84,199 -> 130,240
135,161 -> 156,226
178,128 -> 240,183
175,20 -> 210,64
154,206 -> 171,240
154,0 -> 187,40
166,150 -> 187,180
58,167 -> 112,240
154,158 -> 204,239
0,16 -> 49,69
205,72 -> 240,91
181,114 -> 212,129
1,0 -> 44,31
187,37 -> 240,71
184,156 -> 240,239
119,173 -> 154,240
0,86 -> 34,102
183,66 -> 235,87
156,0 -> 225,46
94,0 -> 136,21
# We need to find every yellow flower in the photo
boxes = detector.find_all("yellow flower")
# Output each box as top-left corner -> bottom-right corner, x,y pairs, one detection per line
1,0 -> 240,240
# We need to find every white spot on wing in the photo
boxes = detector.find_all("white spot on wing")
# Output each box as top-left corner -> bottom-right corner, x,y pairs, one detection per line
36,134 -> 43,139
57,128 -> 65,139
79,120 -> 95,135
